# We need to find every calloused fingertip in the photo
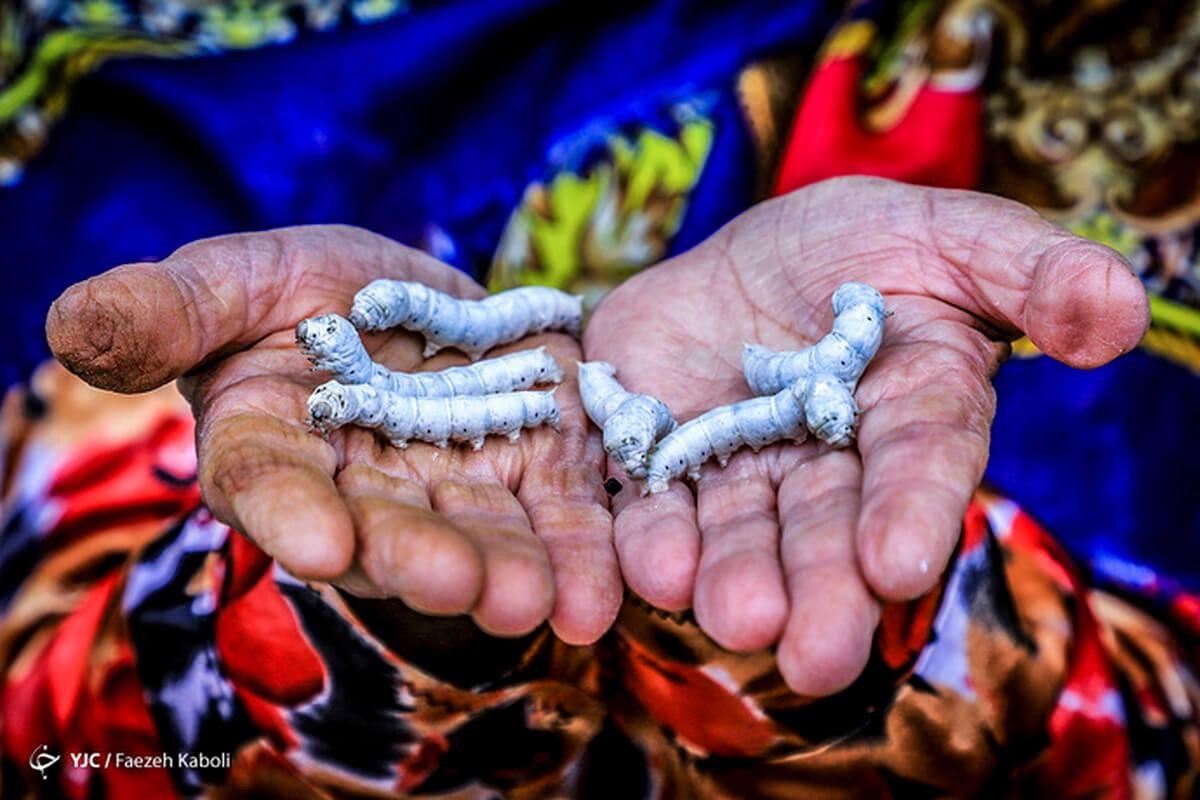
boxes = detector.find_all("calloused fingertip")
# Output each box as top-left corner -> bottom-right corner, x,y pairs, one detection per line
1026,240 -> 1151,369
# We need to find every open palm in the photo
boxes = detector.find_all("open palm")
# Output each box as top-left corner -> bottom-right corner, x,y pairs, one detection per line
585,177 -> 1148,695
46,226 -> 618,644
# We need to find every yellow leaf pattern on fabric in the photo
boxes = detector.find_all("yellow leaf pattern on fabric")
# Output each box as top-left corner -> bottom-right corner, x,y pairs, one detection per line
1067,212 -> 1141,258
489,113 -> 714,306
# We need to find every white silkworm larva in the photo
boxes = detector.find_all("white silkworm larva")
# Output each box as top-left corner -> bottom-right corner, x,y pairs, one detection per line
305,382 -> 560,450
348,280 -> 584,360
743,281 -> 887,396
577,361 -> 677,479
642,375 -> 857,494
295,313 -> 564,395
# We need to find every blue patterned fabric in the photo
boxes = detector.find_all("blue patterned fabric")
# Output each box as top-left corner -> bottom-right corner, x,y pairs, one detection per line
0,0 -> 834,385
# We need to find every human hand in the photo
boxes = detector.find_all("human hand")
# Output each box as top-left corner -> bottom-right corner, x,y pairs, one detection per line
584,177 -> 1149,694
46,226 -> 618,643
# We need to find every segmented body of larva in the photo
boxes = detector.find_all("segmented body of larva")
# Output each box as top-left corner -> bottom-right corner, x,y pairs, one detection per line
306,381 -> 560,450
348,280 -> 584,360
296,314 -> 564,395
743,281 -> 886,396
577,362 -> 677,478
642,375 -> 856,494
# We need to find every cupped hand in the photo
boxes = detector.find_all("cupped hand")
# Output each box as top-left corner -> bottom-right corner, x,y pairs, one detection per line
46,226 -> 619,644
584,177 -> 1149,695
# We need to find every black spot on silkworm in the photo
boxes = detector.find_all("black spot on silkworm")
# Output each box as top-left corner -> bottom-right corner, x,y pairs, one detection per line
604,478 -> 623,496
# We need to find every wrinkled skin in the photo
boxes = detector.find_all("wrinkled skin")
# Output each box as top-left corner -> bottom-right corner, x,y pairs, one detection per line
46,177 -> 1148,694
46,226 -> 618,644
584,177 -> 1148,695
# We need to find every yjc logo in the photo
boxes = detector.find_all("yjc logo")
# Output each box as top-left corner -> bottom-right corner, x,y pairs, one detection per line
28,744 -> 60,780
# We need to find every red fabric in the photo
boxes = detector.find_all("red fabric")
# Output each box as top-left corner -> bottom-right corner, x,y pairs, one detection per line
614,634 -> 779,757
47,414 -> 201,542
1003,503 -> 1133,798
773,57 -> 982,196
215,562 -> 326,706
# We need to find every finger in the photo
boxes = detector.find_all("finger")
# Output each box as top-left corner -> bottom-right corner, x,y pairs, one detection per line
855,351 -> 993,601
755,179 -> 1149,367
776,448 -> 879,696
521,477 -> 618,646
917,185 -> 1149,366
693,457 -> 787,652
46,225 -> 484,393
336,464 -> 483,614
200,408 -> 354,582
613,480 -> 699,611
431,481 -> 554,637
519,364 -> 620,645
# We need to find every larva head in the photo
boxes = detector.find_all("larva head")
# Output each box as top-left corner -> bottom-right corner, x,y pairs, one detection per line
831,303 -> 884,362
349,279 -> 407,330
803,376 -> 858,448
831,282 -> 885,317
305,381 -> 351,432
641,471 -> 669,496
295,313 -> 357,362
603,424 -> 652,479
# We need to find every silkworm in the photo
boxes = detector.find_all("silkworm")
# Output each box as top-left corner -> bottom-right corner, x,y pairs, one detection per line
642,375 -> 857,495
305,382 -> 560,450
743,281 -> 886,396
577,361 -> 677,479
295,314 -> 563,395
348,280 -> 584,360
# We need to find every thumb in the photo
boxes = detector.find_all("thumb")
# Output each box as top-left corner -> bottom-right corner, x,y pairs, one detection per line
46,225 -> 483,393
906,182 -> 1150,368
1015,237 -> 1150,368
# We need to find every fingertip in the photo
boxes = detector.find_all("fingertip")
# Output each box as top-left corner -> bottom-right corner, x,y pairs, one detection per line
400,535 -> 485,615
615,495 -> 699,611
544,526 -> 623,645
46,268 -> 175,393
523,496 -> 620,645
1025,239 -> 1149,368
359,511 -> 485,615
252,496 -> 357,582
777,564 -> 879,697
857,494 -> 958,601
473,551 -> 556,637
549,565 -> 623,646
204,414 -> 353,582
693,551 -> 787,652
